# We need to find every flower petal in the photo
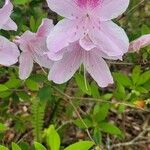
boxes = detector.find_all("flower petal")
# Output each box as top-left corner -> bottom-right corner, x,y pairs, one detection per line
47,18 -> 86,52
79,35 -> 96,51
46,0 -> 82,19
32,52 -> 53,69
129,34 -> 150,52
0,0 -> 17,31
37,18 -> 54,37
93,0 -> 129,20
83,50 -> 114,87
19,52 -> 33,80
48,44 -> 82,84
89,20 -> 129,57
2,18 -> 17,31
0,36 -> 19,66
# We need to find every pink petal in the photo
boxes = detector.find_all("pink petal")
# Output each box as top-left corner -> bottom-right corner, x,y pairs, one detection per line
79,35 -> 96,51
46,0 -> 83,19
32,52 -> 53,69
47,18 -> 86,52
89,20 -> 129,57
46,50 -> 65,61
129,34 -> 150,52
0,36 -> 19,66
2,18 -> 17,31
93,0 -> 129,21
83,50 -> 114,87
48,44 -> 82,84
19,52 -> 33,80
37,18 -> 54,37
0,0 -> 17,31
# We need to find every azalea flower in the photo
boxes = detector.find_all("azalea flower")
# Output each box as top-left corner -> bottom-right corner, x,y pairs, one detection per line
0,0 -> 17,31
15,19 -> 54,80
0,36 -> 19,66
129,34 -> 150,52
48,42 -> 114,87
46,0 -> 129,59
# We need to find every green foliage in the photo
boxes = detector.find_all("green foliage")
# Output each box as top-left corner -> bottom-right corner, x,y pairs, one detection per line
64,141 -> 94,150
12,142 -> 22,150
34,142 -> 47,150
31,98 -> 46,142
0,123 -> 7,132
44,125 -> 60,150
0,0 -> 150,149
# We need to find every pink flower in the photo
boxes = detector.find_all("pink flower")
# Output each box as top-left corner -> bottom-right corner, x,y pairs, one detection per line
0,0 -> 17,31
15,19 -> 54,80
48,42 -> 114,87
129,34 -> 150,52
46,0 -> 129,58
0,36 -> 19,66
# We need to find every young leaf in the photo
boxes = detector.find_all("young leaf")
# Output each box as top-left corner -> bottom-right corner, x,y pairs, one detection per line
12,142 -> 22,150
93,103 -> 110,122
64,141 -> 94,150
0,84 -> 8,92
91,82 -> 100,98
99,122 -> 122,136
34,142 -> 47,150
137,70 -> 150,85
131,66 -> 141,85
45,125 -> 60,150
75,73 -> 91,95
0,145 -> 8,150
0,123 -> 7,132
113,72 -> 132,87
25,79 -> 39,91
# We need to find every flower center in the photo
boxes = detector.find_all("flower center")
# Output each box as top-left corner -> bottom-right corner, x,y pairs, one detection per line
76,0 -> 100,8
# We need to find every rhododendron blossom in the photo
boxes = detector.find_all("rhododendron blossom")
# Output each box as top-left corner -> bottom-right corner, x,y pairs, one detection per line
15,19 -> 54,80
0,0 -> 17,31
48,42 -> 114,87
0,0 -> 19,66
46,0 -> 129,59
129,34 -> 150,52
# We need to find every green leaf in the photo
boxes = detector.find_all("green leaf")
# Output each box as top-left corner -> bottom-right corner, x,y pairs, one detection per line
100,122 -> 122,136
75,73 -> 91,95
30,16 -> 36,32
0,145 -> 8,150
25,79 -> 39,91
45,125 -> 60,150
12,142 -> 22,150
137,70 -> 150,85
5,79 -> 21,89
0,84 -> 8,92
93,128 -> 102,145
93,103 -> 110,122
16,92 -> 30,101
91,82 -> 100,98
0,91 -> 12,98
141,24 -> 150,35
64,141 -> 94,150
14,0 -> 30,5
131,66 -> 141,85
114,83 -> 126,100
34,142 -> 47,150
38,86 -> 51,102
74,118 -> 93,129
0,123 -> 7,132
113,72 -> 132,87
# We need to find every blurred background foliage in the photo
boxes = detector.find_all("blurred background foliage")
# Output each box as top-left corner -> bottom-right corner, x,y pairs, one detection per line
0,0 -> 150,150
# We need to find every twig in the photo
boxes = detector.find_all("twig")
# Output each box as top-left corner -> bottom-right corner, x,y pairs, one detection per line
110,127 -> 150,149
53,88 -> 150,112
53,86 -> 95,142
